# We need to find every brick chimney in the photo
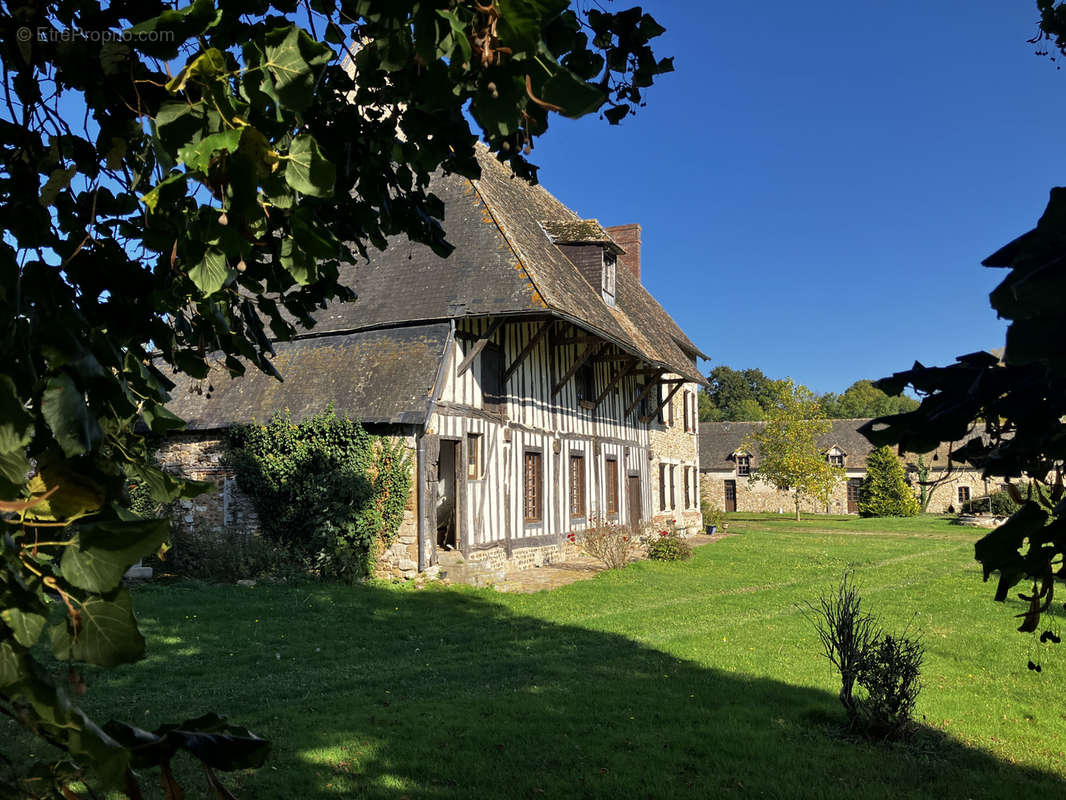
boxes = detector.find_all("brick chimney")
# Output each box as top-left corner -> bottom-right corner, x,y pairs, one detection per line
606,223 -> 641,283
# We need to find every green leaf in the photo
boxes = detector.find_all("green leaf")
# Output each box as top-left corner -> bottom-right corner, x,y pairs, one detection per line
177,128 -> 244,172
0,375 -> 33,454
0,449 -> 31,485
141,401 -> 187,434
42,374 -> 104,457
538,68 -> 606,118
129,0 -> 221,58
51,588 -> 146,667
61,517 -> 170,594
142,171 -> 188,214
2,603 -> 47,649
264,26 -> 333,112
284,134 -> 335,198
0,640 -> 26,687
188,247 -> 232,296
280,236 -> 315,285
166,47 -> 228,93
436,9 -> 473,63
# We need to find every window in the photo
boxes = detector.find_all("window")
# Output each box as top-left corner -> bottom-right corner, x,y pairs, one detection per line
481,344 -> 506,416
684,466 -> 691,509
467,433 -> 482,479
602,253 -> 617,306
605,456 -> 619,516
524,450 -> 542,523
639,380 -> 654,419
958,485 -> 971,504
736,453 -> 751,477
828,453 -> 844,468
670,464 -> 677,510
576,362 -> 595,404
683,391 -> 694,433
569,453 -> 586,518
667,388 -> 674,426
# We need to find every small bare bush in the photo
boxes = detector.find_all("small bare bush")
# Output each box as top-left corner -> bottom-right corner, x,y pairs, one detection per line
575,518 -> 640,569
806,572 -> 925,740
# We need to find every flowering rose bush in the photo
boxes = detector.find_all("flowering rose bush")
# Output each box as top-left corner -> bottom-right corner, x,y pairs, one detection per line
575,518 -> 641,569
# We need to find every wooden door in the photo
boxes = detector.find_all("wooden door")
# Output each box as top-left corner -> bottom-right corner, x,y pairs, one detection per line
421,435 -> 439,568
627,473 -> 642,526
724,480 -> 737,513
847,478 -> 862,514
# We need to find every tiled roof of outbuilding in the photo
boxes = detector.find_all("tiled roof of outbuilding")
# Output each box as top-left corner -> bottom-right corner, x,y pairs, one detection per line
165,324 -> 450,429
699,419 -> 984,472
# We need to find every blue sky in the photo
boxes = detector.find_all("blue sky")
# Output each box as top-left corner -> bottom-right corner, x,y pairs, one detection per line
527,1 -> 1064,394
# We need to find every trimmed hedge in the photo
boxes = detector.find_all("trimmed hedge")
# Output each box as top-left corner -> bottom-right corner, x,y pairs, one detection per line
859,446 -> 919,517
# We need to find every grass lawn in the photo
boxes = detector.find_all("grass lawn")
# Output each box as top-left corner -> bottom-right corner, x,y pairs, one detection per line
6,514 -> 1065,798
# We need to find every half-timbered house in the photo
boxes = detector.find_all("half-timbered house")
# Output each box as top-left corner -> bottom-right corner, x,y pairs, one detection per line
161,146 -> 707,578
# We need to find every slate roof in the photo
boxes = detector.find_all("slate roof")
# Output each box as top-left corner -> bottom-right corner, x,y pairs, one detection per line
699,419 -> 982,472
540,219 -> 625,253
166,324 -> 450,429
307,146 -> 706,384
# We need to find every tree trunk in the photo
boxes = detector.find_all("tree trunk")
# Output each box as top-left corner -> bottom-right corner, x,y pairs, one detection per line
795,495 -> 801,522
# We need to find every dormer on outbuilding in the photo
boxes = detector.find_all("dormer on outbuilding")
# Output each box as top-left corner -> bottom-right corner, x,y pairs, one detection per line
825,445 -> 846,469
541,219 -> 626,308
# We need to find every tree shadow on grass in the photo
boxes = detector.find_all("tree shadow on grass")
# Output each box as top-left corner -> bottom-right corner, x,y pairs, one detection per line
9,580 -> 1066,799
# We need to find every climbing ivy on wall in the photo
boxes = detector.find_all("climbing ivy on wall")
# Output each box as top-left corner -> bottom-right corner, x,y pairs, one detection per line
227,409 -> 411,581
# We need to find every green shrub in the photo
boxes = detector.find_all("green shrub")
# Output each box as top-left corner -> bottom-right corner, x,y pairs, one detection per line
572,518 -> 640,569
159,527 -> 307,583
700,496 -> 726,529
227,408 -> 411,581
961,489 -> 1019,516
646,529 -> 692,561
859,446 -> 920,517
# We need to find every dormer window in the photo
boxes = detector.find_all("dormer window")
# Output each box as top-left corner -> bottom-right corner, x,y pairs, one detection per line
736,453 -> 751,477
602,252 -> 617,307
826,446 -> 846,468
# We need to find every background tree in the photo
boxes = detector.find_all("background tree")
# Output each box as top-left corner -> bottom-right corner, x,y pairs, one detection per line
820,380 -> 919,419
0,0 -> 670,794
744,379 -> 844,521
906,450 -> 959,513
700,366 -> 779,421
858,446 -> 920,517
862,1 -> 1066,644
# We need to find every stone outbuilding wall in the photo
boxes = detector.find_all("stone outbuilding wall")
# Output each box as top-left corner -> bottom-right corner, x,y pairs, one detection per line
156,431 -> 421,580
700,467 -> 993,516
649,379 -> 702,532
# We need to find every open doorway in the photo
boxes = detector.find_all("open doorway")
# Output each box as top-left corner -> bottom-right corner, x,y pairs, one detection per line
436,439 -> 460,551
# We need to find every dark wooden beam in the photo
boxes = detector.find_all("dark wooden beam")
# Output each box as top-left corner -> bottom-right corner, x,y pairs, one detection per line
552,340 -> 603,397
592,353 -> 635,363
503,321 -> 553,383
593,357 -> 638,409
625,370 -> 664,417
553,334 -> 599,347
455,318 -> 504,377
641,378 -> 686,423
631,367 -> 667,375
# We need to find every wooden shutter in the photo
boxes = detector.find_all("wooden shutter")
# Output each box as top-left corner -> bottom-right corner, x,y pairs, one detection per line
606,457 -> 619,515
569,453 -> 585,517
524,451 -> 542,522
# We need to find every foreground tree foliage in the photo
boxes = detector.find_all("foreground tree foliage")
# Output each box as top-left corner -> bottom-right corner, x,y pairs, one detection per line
862,1 -> 1066,645
0,0 -> 670,794
744,379 -> 843,521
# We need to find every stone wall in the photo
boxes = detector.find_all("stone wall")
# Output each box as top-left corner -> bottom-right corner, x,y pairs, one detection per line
158,431 -> 421,580
156,432 -> 260,534
649,379 -> 702,532
465,538 -> 583,572
700,467 -> 992,515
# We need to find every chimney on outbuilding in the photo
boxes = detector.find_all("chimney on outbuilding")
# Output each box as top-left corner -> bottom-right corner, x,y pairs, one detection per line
606,223 -> 641,283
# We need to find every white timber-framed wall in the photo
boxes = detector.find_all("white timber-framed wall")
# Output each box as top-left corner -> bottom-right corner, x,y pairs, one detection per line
423,316 -> 700,568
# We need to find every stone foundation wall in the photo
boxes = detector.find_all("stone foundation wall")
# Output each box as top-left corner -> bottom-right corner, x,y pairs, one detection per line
464,538 -> 583,572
